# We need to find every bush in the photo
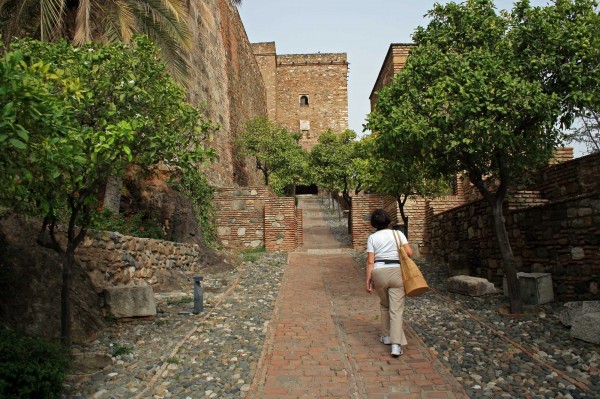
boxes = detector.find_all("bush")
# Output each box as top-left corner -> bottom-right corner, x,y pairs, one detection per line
0,329 -> 71,399
91,207 -> 165,239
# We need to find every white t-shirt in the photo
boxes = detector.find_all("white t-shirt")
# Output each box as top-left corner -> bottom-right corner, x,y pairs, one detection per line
366,229 -> 408,269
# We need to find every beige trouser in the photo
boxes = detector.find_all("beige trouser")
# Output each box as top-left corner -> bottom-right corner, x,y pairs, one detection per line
372,267 -> 408,346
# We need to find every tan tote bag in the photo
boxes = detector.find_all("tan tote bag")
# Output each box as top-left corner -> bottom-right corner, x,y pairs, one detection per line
392,230 -> 429,297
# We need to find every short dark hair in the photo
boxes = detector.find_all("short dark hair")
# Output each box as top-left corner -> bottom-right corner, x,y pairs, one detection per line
370,209 -> 390,230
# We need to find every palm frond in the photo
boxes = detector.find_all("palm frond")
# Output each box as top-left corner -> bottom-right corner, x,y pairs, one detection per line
133,0 -> 191,49
136,11 -> 190,85
40,0 -> 65,41
158,0 -> 187,22
109,0 -> 136,43
73,0 -> 91,45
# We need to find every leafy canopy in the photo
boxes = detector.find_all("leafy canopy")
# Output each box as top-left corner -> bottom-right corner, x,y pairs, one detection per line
236,116 -> 304,187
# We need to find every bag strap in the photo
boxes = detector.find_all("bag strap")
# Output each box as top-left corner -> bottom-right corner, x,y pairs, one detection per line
392,230 -> 408,260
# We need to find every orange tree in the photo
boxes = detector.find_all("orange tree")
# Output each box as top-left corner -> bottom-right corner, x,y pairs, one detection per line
367,0 -> 600,314
0,36 -> 214,346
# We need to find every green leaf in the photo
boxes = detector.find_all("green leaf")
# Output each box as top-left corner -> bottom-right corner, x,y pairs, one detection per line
9,138 -> 27,149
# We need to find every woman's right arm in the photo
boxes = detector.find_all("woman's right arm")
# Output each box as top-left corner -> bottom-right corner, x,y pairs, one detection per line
366,252 -> 374,293
403,243 -> 414,258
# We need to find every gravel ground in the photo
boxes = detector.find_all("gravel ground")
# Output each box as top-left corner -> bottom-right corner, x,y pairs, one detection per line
320,206 -> 600,399
63,251 -> 287,399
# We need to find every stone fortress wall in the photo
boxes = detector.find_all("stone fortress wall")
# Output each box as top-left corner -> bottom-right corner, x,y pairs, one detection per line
186,0 -> 267,187
253,43 -> 349,149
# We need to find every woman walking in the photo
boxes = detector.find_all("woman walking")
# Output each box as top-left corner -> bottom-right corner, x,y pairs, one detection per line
365,209 -> 413,357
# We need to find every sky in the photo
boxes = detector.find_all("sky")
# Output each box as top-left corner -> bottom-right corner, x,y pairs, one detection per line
238,0 -> 587,157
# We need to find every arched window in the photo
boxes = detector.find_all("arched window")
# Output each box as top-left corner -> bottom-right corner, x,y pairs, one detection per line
300,95 -> 309,107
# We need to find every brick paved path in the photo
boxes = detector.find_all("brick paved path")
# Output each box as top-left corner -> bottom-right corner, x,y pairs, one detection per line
248,196 -> 468,399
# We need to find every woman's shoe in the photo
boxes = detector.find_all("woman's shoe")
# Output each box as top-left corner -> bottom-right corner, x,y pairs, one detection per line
379,336 -> 391,345
391,344 -> 403,357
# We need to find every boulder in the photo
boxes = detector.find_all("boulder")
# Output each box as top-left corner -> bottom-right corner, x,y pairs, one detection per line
103,285 -> 156,318
571,312 -> 600,345
447,275 -> 498,296
560,301 -> 600,327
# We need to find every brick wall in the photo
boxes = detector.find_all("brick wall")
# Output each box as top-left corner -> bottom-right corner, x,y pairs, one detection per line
352,194 -> 465,258
428,152 -> 600,300
351,194 -> 397,250
214,187 -> 273,250
252,42 -> 278,121
214,187 -> 302,251
275,53 -> 348,149
532,152 -> 600,200
370,43 -> 413,109
264,197 -> 297,251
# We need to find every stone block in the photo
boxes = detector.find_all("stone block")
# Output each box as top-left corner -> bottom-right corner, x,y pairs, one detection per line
518,272 -> 554,305
447,275 -> 498,296
560,301 -> 600,326
503,272 -> 554,305
571,313 -> 600,344
447,254 -> 469,277
104,285 -> 156,318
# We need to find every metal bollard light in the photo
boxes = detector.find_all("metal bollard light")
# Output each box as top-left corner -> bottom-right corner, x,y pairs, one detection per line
193,276 -> 204,314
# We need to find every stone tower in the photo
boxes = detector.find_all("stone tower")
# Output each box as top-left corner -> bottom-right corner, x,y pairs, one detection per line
252,42 -> 349,149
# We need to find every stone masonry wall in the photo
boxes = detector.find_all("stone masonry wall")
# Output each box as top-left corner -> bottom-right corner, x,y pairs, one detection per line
429,152 -> 600,300
276,53 -> 348,149
186,0 -> 266,187
352,194 -> 460,259
264,197 -> 298,252
214,187 -> 302,251
214,187 -> 274,250
351,194 -> 397,250
75,231 -> 201,293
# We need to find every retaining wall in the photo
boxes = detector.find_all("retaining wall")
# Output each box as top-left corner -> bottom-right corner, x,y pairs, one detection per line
214,187 -> 302,251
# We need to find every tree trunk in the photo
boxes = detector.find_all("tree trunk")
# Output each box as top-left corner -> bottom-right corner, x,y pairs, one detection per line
61,244 -> 74,347
490,199 -> 523,314
466,152 -> 523,314
103,174 -> 123,213
347,208 -> 352,234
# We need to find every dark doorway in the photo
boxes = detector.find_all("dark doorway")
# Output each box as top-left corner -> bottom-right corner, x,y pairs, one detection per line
296,184 -> 318,195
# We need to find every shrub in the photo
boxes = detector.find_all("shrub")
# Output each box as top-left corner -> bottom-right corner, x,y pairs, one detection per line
0,329 -> 71,399
91,207 -> 164,239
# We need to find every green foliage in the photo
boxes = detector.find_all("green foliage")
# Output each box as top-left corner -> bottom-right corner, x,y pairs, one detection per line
309,129 -> 359,203
0,329 -> 71,399
355,133 -> 451,227
90,207 -> 165,239
166,295 -> 193,306
110,343 -> 133,357
170,169 -> 218,246
0,36 -> 216,346
240,246 -> 266,263
0,35 -> 215,239
366,0 -> 600,314
368,0 -> 600,188
236,116 -> 307,188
